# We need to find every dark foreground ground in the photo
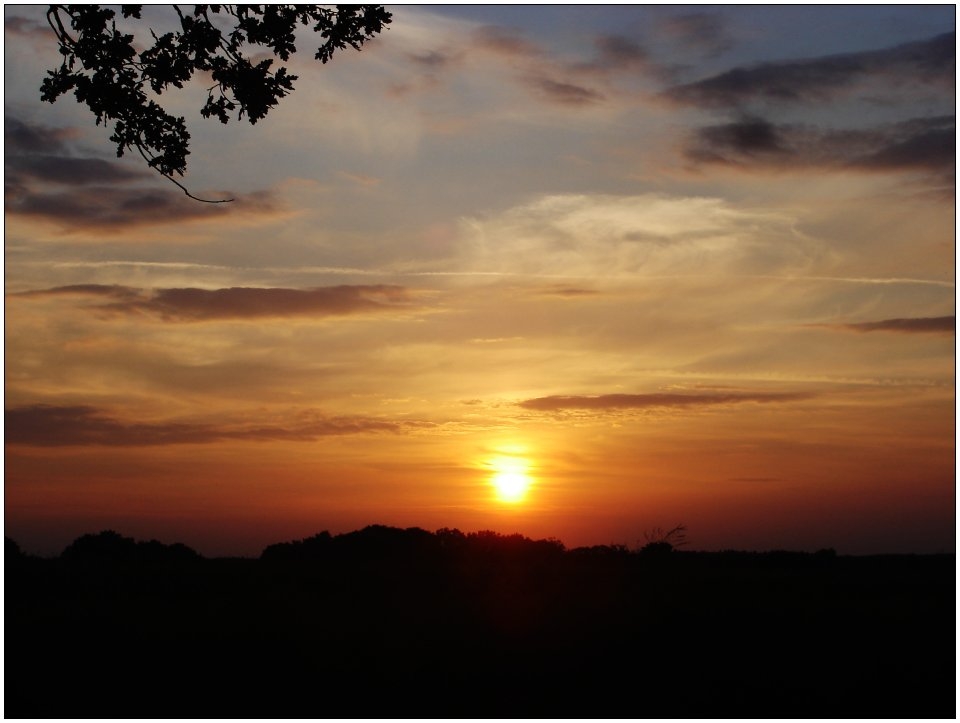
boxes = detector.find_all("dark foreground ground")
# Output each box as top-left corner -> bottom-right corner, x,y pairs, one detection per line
5,526 -> 955,718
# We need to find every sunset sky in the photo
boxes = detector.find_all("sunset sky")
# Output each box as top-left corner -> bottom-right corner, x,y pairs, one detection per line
5,4 -> 955,557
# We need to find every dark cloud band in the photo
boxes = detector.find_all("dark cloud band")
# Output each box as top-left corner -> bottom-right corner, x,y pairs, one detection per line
5,404 -> 427,447
665,32 -> 954,107
685,115 -> 955,179
826,316 -> 955,334
13,283 -> 418,321
5,115 -> 281,229
519,391 -> 814,411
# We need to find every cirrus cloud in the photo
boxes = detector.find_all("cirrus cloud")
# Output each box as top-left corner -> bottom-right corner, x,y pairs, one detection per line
455,192 -> 823,278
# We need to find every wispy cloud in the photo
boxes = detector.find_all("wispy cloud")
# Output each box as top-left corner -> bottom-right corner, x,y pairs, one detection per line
572,34 -> 650,75
5,404 -> 430,447
665,32 -> 954,107
468,24 -> 655,107
456,192 -> 821,277
684,114 -> 955,190
519,391 -> 815,411
524,75 -> 605,105
4,115 -> 286,231
471,24 -> 544,59
337,170 -> 382,188
532,285 -> 600,298
471,25 -> 607,106
13,284 -> 420,321
656,12 -> 734,58
407,48 -> 462,70
5,116 -> 79,154
4,14 -> 53,42
686,115 -> 790,159
7,154 -> 151,185
7,183 -> 283,232
815,316 -> 955,334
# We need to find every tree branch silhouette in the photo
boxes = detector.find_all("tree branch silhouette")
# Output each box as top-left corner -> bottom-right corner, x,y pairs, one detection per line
134,140 -> 231,203
40,4 -> 392,203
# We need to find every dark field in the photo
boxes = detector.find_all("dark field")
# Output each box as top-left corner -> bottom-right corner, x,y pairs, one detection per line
6,526 -> 955,718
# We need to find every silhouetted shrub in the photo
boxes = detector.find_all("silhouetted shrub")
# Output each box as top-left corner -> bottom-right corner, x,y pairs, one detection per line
261,530 -> 333,561
435,527 -> 468,553
61,530 -> 138,562
60,530 -> 201,563
136,539 -> 202,562
638,525 -> 688,556
6,536 -> 24,561
569,544 -> 630,557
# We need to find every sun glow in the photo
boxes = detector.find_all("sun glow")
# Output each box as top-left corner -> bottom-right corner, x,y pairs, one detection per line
488,454 -> 533,503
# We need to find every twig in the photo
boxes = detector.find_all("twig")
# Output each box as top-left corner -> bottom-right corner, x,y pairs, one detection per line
135,143 -> 234,204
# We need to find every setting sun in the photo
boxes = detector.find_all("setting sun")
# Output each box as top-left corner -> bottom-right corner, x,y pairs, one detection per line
488,456 -> 533,503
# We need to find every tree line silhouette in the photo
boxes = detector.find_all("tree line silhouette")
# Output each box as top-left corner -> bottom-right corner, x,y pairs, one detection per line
6,525 -> 955,718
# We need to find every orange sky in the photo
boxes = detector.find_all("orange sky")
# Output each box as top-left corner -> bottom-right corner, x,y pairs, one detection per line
4,5 -> 955,556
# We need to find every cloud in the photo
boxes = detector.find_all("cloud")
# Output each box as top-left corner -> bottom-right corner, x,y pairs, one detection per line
473,26 -> 605,105
818,316 -> 955,334
665,32 -> 954,107
13,284 -> 419,321
471,24 -> 544,59
851,117 -> 955,172
690,115 -> 789,158
4,115 -> 286,231
657,12 -> 733,57
7,154 -> 151,185
469,25 -> 645,107
519,391 -> 815,411
5,116 -> 150,190
6,184 -> 284,231
524,76 -> 605,105
456,192 -> 822,278
571,34 -> 650,75
4,15 -> 52,41
5,404 -> 429,447
539,33 -> 661,102
338,170 -> 382,188
15,284 -> 142,302
685,115 -> 955,180
407,48 -> 461,70
389,45 -> 465,97
533,285 -> 600,298
5,116 -> 78,154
